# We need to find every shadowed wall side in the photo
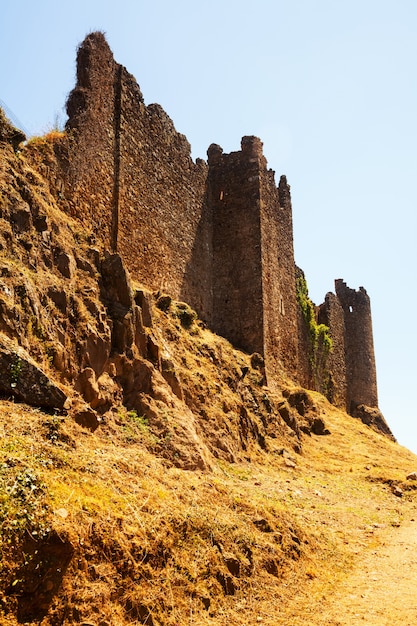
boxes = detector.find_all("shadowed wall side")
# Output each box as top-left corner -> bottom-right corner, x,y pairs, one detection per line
318,290 -> 348,408
116,69 -> 210,317
260,171 -> 298,380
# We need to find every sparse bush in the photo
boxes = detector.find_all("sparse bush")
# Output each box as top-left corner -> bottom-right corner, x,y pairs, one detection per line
156,294 -> 172,312
174,301 -> 197,329
0,467 -> 49,539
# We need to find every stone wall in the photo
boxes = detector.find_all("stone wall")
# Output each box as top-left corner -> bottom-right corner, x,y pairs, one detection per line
65,32 -> 116,246
65,33 -> 212,321
206,137 -> 299,378
116,68 -> 211,318
260,171 -> 298,379
53,32 -> 382,415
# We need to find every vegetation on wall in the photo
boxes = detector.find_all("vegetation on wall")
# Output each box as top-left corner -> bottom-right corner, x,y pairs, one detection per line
296,274 -> 333,394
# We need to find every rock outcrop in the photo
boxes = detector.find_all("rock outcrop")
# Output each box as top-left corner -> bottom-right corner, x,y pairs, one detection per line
0,333 -> 66,409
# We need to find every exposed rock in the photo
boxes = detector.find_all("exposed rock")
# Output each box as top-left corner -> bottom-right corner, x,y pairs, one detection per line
277,400 -> 301,439
47,286 -> 68,314
0,108 -> 26,150
112,313 -> 135,354
33,214 -> 48,232
147,334 -> 161,368
156,294 -> 172,312
310,417 -> 331,436
10,199 -> 32,232
0,333 -> 66,409
239,403 -> 266,451
223,553 -> 241,577
75,254 -> 96,276
73,406 -> 101,431
75,367 -> 101,408
250,352 -> 264,370
352,404 -> 395,440
284,389 -> 316,417
161,357 -> 183,400
134,289 -> 153,327
133,305 -> 148,356
82,323 -> 112,376
391,484 -> 403,498
280,448 -> 296,462
120,356 -> 213,471
406,472 -> 417,481
281,388 -> 332,437
75,367 -> 120,412
54,249 -> 76,279
101,252 -> 133,310
99,253 -> 137,356
284,457 -> 296,468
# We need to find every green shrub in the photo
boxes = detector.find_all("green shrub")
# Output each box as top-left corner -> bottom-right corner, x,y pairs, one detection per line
296,275 -> 332,393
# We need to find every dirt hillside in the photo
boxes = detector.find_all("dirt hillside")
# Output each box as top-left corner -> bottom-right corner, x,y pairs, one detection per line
0,114 -> 416,625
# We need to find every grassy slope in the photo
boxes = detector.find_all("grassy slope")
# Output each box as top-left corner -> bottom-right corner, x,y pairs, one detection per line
0,130 -> 416,625
0,313 -> 416,625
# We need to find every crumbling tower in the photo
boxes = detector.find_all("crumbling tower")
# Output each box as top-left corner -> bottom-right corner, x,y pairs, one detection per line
207,137 -> 298,379
334,280 -> 378,413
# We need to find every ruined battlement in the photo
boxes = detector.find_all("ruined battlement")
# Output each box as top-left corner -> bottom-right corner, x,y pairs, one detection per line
38,32 -> 385,423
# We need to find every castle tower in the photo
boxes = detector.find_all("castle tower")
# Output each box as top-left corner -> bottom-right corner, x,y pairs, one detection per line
65,32 -> 118,246
334,280 -> 378,412
207,139 -> 264,355
207,137 -> 298,379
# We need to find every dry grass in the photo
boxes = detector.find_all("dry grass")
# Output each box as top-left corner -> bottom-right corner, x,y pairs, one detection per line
0,351 -> 416,625
1,130 -> 416,624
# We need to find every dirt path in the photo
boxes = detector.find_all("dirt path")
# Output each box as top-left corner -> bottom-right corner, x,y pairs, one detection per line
318,517 -> 417,625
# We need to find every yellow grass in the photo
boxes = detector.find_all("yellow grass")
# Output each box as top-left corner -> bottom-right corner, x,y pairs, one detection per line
0,355 -> 416,625
0,138 -> 416,624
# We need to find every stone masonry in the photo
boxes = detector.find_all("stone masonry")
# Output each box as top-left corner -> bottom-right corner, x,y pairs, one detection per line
51,32 -> 383,419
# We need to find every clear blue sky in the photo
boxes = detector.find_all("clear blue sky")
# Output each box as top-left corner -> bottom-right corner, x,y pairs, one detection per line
1,0 -> 417,454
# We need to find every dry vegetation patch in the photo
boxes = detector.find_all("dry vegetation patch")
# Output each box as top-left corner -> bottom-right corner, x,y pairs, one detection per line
0,390 -> 416,625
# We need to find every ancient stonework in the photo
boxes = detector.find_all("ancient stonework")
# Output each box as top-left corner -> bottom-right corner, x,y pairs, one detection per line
334,280 -> 378,411
26,32 -> 387,430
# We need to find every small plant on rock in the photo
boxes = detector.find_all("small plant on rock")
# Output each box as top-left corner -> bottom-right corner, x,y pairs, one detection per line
174,302 -> 197,329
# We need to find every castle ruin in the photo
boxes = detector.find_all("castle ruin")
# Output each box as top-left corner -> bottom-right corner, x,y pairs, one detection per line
49,32 -> 385,424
